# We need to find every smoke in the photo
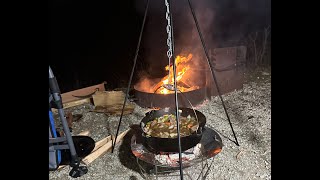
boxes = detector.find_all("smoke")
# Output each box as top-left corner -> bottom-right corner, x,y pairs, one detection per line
133,0 -> 216,78
135,0 -> 270,50
134,76 -> 161,92
133,0 -> 270,87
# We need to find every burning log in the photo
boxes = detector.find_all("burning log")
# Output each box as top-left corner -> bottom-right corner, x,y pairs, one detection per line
150,53 -> 197,94
178,80 -> 192,89
152,78 -> 194,94
152,76 -> 170,93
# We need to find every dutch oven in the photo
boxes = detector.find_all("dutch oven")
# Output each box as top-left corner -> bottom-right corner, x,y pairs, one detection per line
140,107 -> 206,153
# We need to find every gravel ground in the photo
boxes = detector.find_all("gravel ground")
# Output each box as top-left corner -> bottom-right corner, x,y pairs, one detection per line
49,67 -> 271,180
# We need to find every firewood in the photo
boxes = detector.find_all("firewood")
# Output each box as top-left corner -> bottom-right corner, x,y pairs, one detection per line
91,103 -> 135,115
82,129 -> 129,165
51,98 -> 91,113
56,130 -> 91,170
91,135 -> 112,152
152,76 -> 169,93
152,78 -> 192,93
178,80 -> 192,88
151,54 -> 193,93
60,82 -> 106,104
92,91 -> 125,107
77,130 -> 90,136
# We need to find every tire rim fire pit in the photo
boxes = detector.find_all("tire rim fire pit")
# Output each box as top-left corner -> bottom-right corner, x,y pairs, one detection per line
134,86 -> 208,108
133,53 -> 209,108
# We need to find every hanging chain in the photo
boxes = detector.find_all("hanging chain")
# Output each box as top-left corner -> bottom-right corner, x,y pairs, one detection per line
165,0 -> 173,82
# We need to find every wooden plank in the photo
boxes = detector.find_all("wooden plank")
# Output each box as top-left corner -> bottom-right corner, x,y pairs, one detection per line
82,129 -> 129,165
82,140 -> 113,165
92,90 -> 135,115
91,135 -> 112,152
51,98 -> 91,113
56,130 -> 91,170
63,98 -> 91,109
61,82 -> 106,104
92,90 -> 125,107
92,103 -> 135,115
77,130 -> 90,136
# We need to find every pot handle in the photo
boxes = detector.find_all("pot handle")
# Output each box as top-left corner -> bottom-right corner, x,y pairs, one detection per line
145,109 -> 157,116
197,126 -> 206,135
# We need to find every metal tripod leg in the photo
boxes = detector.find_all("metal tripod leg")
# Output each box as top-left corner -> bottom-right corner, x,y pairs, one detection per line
187,0 -> 239,146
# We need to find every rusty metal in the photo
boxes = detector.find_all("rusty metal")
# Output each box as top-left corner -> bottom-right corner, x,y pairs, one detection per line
133,46 -> 246,109
206,46 -> 247,97
134,86 -> 208,108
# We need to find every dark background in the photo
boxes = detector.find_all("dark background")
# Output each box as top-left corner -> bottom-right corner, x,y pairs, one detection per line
48,0 -> 271,93
48,1 -> 142,92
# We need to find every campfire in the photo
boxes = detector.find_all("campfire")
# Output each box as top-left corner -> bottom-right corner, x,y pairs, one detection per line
155,53 -> 200,94
133,53 -> 210,108
136,53 -> 201,94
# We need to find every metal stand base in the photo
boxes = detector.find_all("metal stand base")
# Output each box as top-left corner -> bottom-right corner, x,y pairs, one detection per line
136,156 -> 215,180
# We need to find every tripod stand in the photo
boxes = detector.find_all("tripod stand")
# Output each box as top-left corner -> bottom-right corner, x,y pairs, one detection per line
49,66 -> 88,178
112,0 -> 240,180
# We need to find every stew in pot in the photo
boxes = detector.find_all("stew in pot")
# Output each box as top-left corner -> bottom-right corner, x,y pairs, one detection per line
143,114 -> 199,138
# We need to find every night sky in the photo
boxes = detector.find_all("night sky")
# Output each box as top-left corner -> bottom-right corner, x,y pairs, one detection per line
48,1 -> 141,92
48,0 -> 270,93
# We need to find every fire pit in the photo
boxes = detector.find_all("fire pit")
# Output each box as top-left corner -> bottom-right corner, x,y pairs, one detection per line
134,54 -> 210,108
134,87 -> 208,108
131,126 -> 222,166
131,125 -> 223,179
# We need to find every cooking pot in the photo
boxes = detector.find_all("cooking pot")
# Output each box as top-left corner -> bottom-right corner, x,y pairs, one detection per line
140,107 -> 206,153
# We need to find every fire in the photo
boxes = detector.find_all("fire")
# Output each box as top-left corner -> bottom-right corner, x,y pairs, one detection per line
164,54 -> 193,71
155,53 -> 198,94
159,66 -> 189,94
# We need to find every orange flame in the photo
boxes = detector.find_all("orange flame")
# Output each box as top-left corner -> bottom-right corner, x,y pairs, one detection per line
157,54 -> 193,94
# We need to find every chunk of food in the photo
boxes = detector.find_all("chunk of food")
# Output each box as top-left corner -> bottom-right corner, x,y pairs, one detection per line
144,114 -> 199,138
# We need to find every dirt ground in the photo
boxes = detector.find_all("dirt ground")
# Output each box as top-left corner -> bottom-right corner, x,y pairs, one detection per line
49,66 -> 271,180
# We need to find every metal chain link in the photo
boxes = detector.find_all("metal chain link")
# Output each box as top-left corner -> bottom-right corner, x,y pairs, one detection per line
165,0 -> 172,80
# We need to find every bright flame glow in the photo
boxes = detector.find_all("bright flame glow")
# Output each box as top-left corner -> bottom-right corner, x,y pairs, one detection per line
156,54 -> 194,94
